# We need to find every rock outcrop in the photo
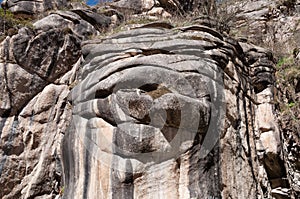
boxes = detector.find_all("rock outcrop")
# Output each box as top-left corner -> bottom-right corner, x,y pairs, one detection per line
225,0 -> 300,53
0,25 -> 80,199
109,0 -> 216,18
0,0 -> 299,199
3,0 -> 70,15
61,22 -> 291,198
33,10 -> 111,40
0,1 -> 113,198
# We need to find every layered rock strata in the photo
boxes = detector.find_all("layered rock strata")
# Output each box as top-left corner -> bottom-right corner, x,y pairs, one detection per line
62,22 -> 289,198
0,0 -> 298,198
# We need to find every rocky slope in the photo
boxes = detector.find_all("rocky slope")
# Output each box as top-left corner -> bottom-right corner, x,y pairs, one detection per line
223,0 -> 300,55
0,0 -> 299,199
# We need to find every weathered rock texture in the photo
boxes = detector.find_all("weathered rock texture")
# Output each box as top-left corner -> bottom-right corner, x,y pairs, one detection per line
61,21 -> 294,198
0,27 -> 79,199
0,0 -> 299,199
109,0 -> 216,17
33,10 -> 111,40
224,0 -> 300,53
4,0 -> 71,14
0,2 -> 113,198
223,0 -> 300,197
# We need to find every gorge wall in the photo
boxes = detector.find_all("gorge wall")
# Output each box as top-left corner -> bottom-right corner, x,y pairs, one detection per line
0,0 -> 299,199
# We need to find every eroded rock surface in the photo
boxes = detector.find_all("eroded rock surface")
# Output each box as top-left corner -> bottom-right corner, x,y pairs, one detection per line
0,1 -> 299,199
4,0 -> 71,14
0,26 -> 81,116
0,4 -> 82,198
33,10 -> 111,40
61,22 -> 292,198
226,0 -> 300,52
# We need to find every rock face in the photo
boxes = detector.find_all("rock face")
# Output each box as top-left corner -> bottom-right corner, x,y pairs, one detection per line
61,22 -> 292,198
226,0 -> 300,53
0,0 -> 299,199
33,10 -> 111,40
0,3 -> 113,199
0,26 -> 80,199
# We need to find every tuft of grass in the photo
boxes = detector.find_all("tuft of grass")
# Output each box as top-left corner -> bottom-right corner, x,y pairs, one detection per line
276,57 -> 300,83
127,17 -> 156,25
277,57 -> 294,67
288,102 -> 296,108
59,186 -> 65,196
275,50 -> 300,122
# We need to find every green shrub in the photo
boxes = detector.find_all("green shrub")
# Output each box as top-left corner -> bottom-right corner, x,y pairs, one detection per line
288,102 -> 296,108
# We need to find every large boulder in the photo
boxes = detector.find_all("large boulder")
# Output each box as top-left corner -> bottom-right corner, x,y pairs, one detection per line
33,10 -> 111,40
4,0 -> 70,14
0,26 -> 81,117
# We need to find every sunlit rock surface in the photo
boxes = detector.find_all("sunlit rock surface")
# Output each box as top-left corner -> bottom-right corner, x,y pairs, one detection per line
62,22 -> 288,199
0,0 -> 299,199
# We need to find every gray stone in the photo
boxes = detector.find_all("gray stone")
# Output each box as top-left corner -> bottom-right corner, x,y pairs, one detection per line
62,22 -> 286,199
6,0 -> 70,14
0,1 -> 299,198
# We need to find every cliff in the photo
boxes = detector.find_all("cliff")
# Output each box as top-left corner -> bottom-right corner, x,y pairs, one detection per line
0,0 -> 299,199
